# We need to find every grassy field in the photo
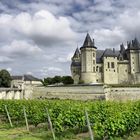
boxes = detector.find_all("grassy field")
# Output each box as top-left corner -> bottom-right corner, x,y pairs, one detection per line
0,125 -> 91,140
1,126 -> 140,140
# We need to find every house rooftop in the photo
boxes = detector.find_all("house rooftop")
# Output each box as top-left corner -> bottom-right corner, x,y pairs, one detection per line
12,75 -> 41,81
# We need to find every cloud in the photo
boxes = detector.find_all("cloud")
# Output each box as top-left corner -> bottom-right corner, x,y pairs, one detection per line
6,67 -> 12,72
0,10 -> 77,47
0,40 -> 43,57
39,66 -> 63,77
0,56 -> 13,63
56,52 -> 73,63
0,0 -> 140,78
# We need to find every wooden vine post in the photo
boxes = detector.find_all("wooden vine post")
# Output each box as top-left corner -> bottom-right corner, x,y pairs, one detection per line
23,106 -> 29,131
46,108 -> 56,140
4,105 -> 13,127
85,109 -> 94,140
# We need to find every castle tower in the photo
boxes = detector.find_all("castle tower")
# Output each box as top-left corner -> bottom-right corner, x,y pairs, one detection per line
127,38 -> 140,74
71,48 -> 81,84
80,33 -> 97,83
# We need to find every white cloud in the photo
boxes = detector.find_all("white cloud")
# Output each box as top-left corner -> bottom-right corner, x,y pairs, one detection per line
0,56 -> 13,63
48,67 -> 62,72
1,40 -> 43,57
57,52 -> 73,63
0,0 -> 140,77
26,71 -> 33,75
11,10 -> 77,46
39,66 -> 63,77
6,67 -> 12,72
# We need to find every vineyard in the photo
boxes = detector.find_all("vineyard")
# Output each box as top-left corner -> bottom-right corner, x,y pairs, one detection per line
0,99 -> 140,139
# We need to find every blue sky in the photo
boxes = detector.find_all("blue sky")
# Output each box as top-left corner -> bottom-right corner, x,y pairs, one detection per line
0,0 -> 140,78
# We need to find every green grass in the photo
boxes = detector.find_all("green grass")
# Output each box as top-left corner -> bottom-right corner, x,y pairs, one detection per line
1,124 -> 140,140
0,125 -> 90,140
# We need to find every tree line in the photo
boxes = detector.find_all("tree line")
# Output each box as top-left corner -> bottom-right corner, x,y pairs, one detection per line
0,69 -> 74,87
42,76 -> 74,86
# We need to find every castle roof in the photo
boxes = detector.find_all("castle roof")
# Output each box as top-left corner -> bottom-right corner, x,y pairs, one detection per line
12,75 -> 41,81
71,61 -> 81,67
102,49 -> 119,57
127,38 -> 140,50
81,33 -> 97,49
72,47 -> 80,58
96,49 -> 120,63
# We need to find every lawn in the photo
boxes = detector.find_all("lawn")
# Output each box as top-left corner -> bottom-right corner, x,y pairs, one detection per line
0,125 -> 90,140
0,126 -> 140,140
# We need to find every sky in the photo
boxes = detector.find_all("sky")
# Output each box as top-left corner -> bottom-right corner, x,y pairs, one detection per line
0,0 -> 140,78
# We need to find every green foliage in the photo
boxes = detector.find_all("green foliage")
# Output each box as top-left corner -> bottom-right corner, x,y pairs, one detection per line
0,100 -> 140,139
0,69 -> 11,87
61,76 -> 74,85
42,75 -> 73,86
42,77 -> 53,86
52,76 -> 62,84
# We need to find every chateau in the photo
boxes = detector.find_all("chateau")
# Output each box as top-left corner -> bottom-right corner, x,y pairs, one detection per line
71,33 -> 140,84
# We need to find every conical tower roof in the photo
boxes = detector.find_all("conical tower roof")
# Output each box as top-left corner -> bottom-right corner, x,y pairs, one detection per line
81,33 -> 97,49
120,43 -> 125,54
73,47 -> 80,58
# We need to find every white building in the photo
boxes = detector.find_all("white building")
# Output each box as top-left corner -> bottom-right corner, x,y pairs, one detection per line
11,75 -> 42,88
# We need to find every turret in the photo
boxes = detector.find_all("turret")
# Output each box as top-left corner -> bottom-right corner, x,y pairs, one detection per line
120,43 -> 125,54
72,47 -> 80,62
126,38 -> 140,74
80,33 -> 97,83
71,48 -> 81,84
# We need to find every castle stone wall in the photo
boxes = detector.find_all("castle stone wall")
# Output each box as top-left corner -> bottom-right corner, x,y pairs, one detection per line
32,85 -> 105,100
105,87 -> 140,101
118,62 -> 129,83
103,57 -> 118,84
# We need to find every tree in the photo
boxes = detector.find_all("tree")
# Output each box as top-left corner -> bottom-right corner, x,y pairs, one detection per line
62,76 -> 74,85
0,69 -> 11,87
42,77 -> 53,86
52,76 -> 62,84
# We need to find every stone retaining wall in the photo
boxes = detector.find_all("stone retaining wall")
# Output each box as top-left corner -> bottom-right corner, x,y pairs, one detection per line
32,85 -> 105,100
0,85 -> 32,100
105,87 -> 140,101
1,85 -> 140,101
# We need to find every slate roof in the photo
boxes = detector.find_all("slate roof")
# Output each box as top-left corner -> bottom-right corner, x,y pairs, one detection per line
72,48 -> 80,58
80,33 -> 97,49
96,50 -> 104,63
96,49 -> 120,63
12,75 -> 41,81
101,49 -> 119,57
71,61 -> 81,67
127,38 -> 140,50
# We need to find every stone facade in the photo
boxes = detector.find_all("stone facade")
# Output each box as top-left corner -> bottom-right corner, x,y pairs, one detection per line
71,33 -> 140,84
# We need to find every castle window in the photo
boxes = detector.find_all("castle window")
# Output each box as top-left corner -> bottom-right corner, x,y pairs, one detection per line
111,62 -> 115,68
99,67 -> 102,72
96,66 -> 98,72
108,62 -> 110,68
93,67 -> 95,72
93,60 -> 95,64
93,53 -> 95,57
